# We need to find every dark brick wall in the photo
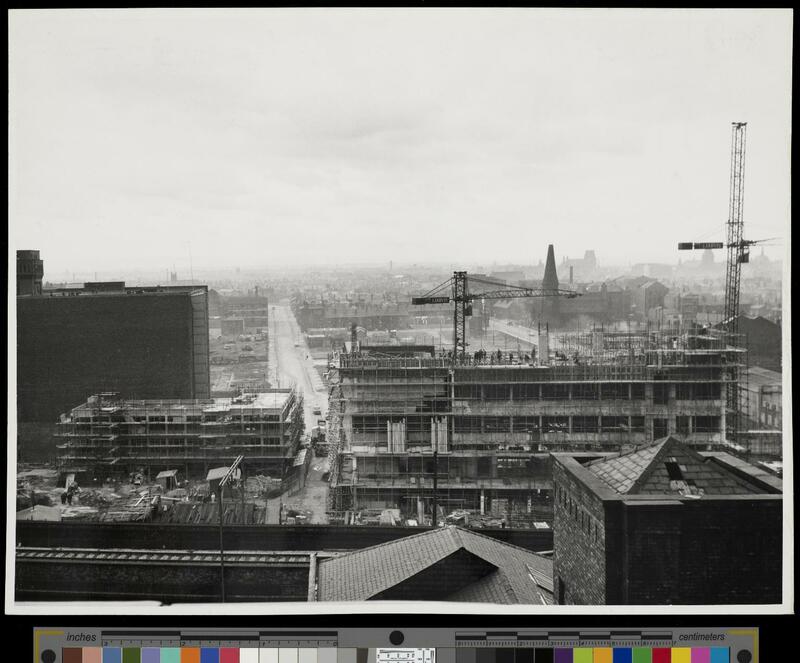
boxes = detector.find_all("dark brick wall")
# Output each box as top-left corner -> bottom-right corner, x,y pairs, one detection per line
17,521 -> 553,554
619,498 -> 782,604
16,422 -> 58,463
552,461 -> 607,605
16,560 -> 308,602
17,293 -> 208,423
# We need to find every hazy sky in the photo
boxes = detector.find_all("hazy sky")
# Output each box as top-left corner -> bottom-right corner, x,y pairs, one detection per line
9,9 -> 792,276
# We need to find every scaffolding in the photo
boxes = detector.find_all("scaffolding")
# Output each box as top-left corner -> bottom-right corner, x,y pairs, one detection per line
55,389 -> 303,480
326,328 -> 747,522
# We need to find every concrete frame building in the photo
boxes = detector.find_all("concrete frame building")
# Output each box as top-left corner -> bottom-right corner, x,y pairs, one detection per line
327,328 -> 741,522
55,390 -> 304,480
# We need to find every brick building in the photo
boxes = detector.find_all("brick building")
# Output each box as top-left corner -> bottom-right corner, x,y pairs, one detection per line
552,436 -> 782,605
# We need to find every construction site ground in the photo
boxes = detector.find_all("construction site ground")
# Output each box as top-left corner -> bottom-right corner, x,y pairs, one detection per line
209,333 -> 270,393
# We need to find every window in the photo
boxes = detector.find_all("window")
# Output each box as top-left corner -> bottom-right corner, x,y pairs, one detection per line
653,384 -> 670,404
573,384 -> 599,400
694,416 -> 721,433
484,416 -> 511,433
600,383 -> 628,400
454,384 -> 481,399
664,458 -> 686,481
352,415 -> 390,434
513,416 -> 540,432
695,383 -> 722,400
542,384 -> 570,400
497,456 -> 528,477
484,384 -> 511,400
600,416 -> 628,432
542,416 -> 569,433
676,416 -> 691,435
572,416 -> 599,433
454,416 -> 482,434
629,416 -> 646,432
515,384 -> 540,400
631,384 -> 646,400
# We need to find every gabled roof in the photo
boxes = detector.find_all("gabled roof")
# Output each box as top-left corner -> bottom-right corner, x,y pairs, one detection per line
315,525 -> 553,604
587,438 -> 670,493
587,436 -> 764,496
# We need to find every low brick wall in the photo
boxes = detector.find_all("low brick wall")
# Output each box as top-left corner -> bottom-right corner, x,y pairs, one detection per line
16,521 -> 553,553
16,557 -> 309,603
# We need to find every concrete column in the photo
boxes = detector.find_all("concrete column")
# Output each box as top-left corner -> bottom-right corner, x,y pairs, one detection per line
480,490 -> 485,515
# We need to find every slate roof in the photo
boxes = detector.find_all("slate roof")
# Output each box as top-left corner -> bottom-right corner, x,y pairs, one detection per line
315,525 -> 553,604
587,436 -> 764,496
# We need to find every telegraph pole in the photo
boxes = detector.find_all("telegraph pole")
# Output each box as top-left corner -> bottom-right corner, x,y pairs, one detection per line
214,455 -> 243,603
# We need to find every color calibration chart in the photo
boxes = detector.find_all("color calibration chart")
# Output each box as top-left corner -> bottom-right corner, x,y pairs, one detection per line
33,628 -> 757,663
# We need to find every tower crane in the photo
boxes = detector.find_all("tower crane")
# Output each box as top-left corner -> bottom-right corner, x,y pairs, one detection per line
412,271 -> 580,359
678,122 -> 778,440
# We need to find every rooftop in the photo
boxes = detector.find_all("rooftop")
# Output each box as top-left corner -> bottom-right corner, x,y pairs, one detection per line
586,436 -> 773,497
315,525 -> 553,604
74,390 -> 294,415
21,282 -> 207,298
747,366 -> 782,387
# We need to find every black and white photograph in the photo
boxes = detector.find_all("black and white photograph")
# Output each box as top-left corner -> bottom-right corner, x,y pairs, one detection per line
7,8 -> 792,611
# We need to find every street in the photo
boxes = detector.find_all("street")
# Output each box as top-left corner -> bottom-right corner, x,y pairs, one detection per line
267,303 -> 330,523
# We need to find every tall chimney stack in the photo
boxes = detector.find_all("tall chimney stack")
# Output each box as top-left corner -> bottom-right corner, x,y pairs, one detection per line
16,250 -> 44,296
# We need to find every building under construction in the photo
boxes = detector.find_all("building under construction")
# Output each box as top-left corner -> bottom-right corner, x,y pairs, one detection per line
326,327 -> 745,522
56,389 -> 304,481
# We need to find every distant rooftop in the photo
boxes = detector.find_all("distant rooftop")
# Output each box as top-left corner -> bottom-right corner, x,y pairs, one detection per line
25,282 -> 207,298
747,366 -> 782,386
76,390 -> 294,414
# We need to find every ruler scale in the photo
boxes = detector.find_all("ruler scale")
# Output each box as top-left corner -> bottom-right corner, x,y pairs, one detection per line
34,628 -> 754,663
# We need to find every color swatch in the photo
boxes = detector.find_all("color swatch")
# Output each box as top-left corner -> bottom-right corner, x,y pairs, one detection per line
58,648 -> 731,663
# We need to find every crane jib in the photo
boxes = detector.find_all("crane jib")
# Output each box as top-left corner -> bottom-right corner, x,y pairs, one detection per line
412,296 -> 450,305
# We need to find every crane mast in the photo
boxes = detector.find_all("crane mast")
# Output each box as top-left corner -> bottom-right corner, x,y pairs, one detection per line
725,122 -> 747,337
678,122 -> 756,443
724,122 -> 747,438
452,271 -> 470,358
